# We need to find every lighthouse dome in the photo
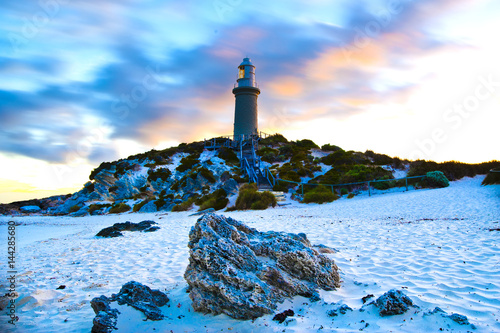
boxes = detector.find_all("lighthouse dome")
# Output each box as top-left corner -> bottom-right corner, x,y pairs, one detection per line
239,58 -> 254,67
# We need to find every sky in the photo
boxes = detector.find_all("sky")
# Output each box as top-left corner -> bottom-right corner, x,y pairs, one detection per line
1,0 -> 499,203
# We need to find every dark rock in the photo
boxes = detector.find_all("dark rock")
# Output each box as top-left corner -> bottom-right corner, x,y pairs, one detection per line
184,213 -> 340,320
96,227 -> 123,238
375,289 -> 416,316
56,285 -> 66,290
273,309 -> 294,323
327,304 -> 353,317
362,294 -> 374,304
448,313 -> 470,325
96,221 -> 159,238
111,281 -> 169,321
90,295 -> 120,333
220,178 -> 239,195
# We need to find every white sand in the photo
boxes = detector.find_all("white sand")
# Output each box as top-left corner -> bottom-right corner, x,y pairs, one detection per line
1,175 -> 499,332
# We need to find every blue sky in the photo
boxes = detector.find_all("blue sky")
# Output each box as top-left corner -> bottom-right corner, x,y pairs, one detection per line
1,0 -> 499,203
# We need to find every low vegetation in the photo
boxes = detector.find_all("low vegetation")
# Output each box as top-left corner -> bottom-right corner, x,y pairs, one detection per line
228,183 -> 277,210
482,169 -> 500,185
109,203 -> 131,214
302,186 -> 338,204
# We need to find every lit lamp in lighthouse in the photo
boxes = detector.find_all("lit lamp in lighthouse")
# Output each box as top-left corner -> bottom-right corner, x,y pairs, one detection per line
233,58 -> 260,139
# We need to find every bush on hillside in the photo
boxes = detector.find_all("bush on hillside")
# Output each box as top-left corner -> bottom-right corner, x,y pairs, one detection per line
88,203 -> 111,214
147,168 -> 172,182
176,154 -> 200,172
133,200 -> 150,212
69,205 -> 81,213
302,186 -> 338,204
260,134 -> 288,146
321,144 -> 342,152
231,183 -> 277,210
218,147 -> 239,165
109,203 -> 131,214
196,189 -> 228,211
482,169 -> 500,185
422,171 -> 450,188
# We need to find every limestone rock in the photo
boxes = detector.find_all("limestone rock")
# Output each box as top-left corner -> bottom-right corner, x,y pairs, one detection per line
110,281 -> 169,321
90,295 -> 119,333
96,221 -> 159,238
220,178 -> 239,195
20,205 -> 41,213
375,289 -> 416,316
184,213 -> 340,320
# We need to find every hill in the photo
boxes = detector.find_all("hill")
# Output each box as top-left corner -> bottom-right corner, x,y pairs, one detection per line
1,134 -> 498,216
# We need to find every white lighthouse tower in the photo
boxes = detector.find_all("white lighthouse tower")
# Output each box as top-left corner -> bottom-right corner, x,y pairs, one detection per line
233,58 -> 260,139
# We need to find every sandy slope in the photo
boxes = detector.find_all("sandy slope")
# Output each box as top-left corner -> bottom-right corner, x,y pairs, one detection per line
0,175 -> 499,332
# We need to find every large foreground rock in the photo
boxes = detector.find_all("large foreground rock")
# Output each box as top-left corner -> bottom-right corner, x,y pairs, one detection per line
184,213 -> 340,320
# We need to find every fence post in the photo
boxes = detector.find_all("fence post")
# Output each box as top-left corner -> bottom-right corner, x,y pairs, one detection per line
331,185 -> 334,194
368,181 -> 371,197
301,183 -> 304,196
405,178 -> 408,191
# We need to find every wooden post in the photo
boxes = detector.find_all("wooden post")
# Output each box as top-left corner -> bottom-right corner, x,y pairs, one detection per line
368,181 -> 371,197
405,178 -> 408,191
331,185 -> 334,194
301,184 -> 304,196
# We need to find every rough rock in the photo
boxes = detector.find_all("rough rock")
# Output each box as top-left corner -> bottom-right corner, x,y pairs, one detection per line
273,309 -> 294,323
110,281 -> 169,321
184,213 -> 340,320
90,295 -> 119,333
448,313 -> 471,325
327,304 -> 353,317
374,289 -> 416,316
96,220 -> 159,238
20,205 -> 41,213
220,178 -> 239,195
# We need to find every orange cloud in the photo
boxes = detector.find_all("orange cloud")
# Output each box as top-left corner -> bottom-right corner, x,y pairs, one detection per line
267,76 -> 304,97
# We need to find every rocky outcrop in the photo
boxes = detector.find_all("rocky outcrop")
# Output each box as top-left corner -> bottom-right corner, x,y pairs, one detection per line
374,289 -> 416,316
111,281 -> 169,321
184,214 -> 340,320
90,281 -> 169,332
96,221 -> 159,238
90,295 -> 119,333
20,205 -> 41,213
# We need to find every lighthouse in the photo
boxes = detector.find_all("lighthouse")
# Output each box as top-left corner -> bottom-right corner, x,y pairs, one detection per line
233,58 -> 260,139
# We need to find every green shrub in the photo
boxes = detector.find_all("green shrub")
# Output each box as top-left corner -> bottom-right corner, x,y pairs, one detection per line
147,168 -> 172,182
172,200 -> 193,212
109,203 -> 131,214
176,154 -> 200,172
154,198 -> 167,210
88,203 -> 111,214
218,147 -> 239,165
89,162 -> 113,180
295,139 -> 319,150
423,171 -> 450,188
260,134 -> 288,146
232,183 -> 277,210
69,205 -> 81,213
199,167 -> 216,183
347,193 -> 355,199
340,188 -> 349,196
133,200 -> 149,212
303,186 -> 338,204
196,189 -> 228,211
482,169 -> 500,185
321,144 -> 342,152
